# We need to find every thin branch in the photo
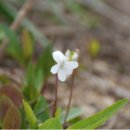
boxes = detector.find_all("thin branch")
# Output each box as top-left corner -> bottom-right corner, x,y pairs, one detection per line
0,0 -> 35,57
11,0 -> 34,31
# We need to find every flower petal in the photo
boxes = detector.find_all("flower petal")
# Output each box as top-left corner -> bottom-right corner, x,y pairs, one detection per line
58,68 -> 67,82
72,53 -> 78,61
65,49 -> 70,59
66,69 -> 73,75
52,51 -> 66,63
65,61 -> 78,70
50,64 -> 59,74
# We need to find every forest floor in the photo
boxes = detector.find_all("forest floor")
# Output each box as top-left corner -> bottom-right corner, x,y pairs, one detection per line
2,0 -> 130,129
38,1 -> 130,128
45,25 -> 130,128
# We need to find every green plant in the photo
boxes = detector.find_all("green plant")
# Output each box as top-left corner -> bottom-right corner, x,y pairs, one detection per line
0,20 -> 128,130
0,3 -> 128,130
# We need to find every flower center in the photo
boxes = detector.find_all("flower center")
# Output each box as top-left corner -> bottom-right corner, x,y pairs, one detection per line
60,61 -> 65,69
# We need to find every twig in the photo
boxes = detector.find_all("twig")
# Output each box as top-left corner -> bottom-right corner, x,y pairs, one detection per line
10,0 -> 34,31
0,0 -> 35,57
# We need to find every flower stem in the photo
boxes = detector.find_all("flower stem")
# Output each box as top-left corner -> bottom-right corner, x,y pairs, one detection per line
64,71 -> 75,126
52,74 -> 58,117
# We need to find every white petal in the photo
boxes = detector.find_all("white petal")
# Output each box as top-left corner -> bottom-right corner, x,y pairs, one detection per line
65,61 -> 78,70
58,68 -> 67,82
72,53 -> 78,61
50,64 -> 59,74
65,49 -> 70,58
66,69 -> 73,75
52,51 -> 66,63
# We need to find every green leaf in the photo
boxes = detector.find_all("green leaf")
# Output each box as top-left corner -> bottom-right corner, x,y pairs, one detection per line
68,99 -> 128,129
23,100 -> 37,128
34,68 -> 44,92
55,107 -> 62,119
19,108 -> 28,129
38,117 -> 63,129
37,44 -> 54,77
0,85 -> 23,107
88,39 -> 101,58
0,96 -> 13,123
0,1 -> 50,47
3,105 -> 21,129
0,24 -> 24,64
62,108 -> 82,123
0,30 -> 6,41
22,29 -> 34,61
34,96 -> 50,122
23,63 -> 38,101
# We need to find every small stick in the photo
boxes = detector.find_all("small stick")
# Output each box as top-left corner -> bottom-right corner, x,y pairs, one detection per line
52,74 -> 58,117
11,0 -> 34,31
0,0 -> 35,57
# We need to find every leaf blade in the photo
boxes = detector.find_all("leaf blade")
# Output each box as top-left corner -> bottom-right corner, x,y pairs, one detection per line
68,99 -> 128,129
34,96 -> 50,122
23,100 -> 37,128
3,105 -> 21,129
39,117 -> 63,129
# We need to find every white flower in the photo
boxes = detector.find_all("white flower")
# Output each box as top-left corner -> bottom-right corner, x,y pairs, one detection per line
65,49 -> 79,61
50,51 -> 79,82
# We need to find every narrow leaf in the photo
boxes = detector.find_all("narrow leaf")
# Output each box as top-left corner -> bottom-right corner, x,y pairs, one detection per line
55,107 -> 62,119
0,1 -> 49,47
22,29 -> 34,60
62,108 -> 82,123
34,96 -> 50,122
37,44 -> 54,77
23,100 -> 37,128
68,99 -> 128,129
23,63 -> 38,101
39,117 -> 63,129
0,24 -> 24,64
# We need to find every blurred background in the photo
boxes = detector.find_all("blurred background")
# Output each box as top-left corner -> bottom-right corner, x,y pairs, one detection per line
0,0 -> 130,128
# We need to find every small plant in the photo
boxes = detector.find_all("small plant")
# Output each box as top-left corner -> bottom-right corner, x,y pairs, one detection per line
21,47 -> 128,129
0,25 -> 128,129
